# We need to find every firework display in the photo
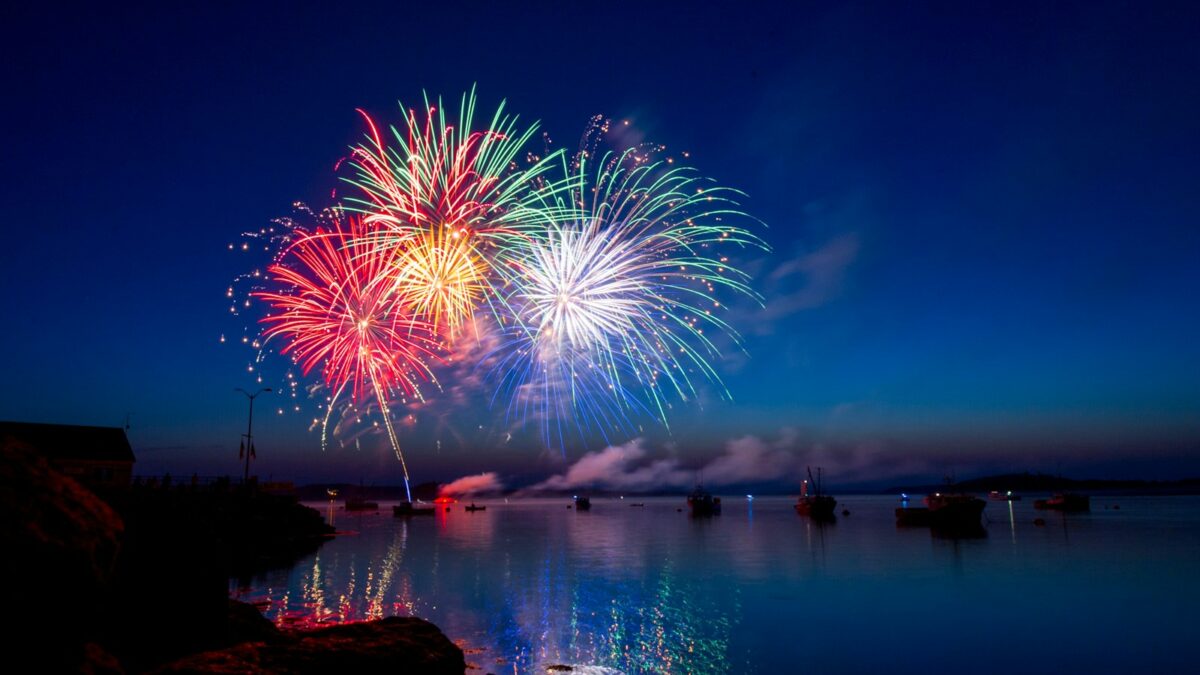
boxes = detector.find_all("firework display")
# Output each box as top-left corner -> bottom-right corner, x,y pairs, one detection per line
487,148 -> 764,446
240,90 -> 767,471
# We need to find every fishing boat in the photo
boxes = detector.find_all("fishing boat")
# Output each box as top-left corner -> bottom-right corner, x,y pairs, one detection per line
464,503 -> 486,512
687,486 -> 721,515
392,501 -> 435,516
573,496 -> 591,511
896,490 -> 986,529
989,490 -> 1022,501
1034,493 -> 1090,512
923,492 -> 986,527
794,466 -> 837,519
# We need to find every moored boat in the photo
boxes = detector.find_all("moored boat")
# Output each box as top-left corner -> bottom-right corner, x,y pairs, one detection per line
687,487 -> 721,515
465,503 -> 486,512
794,466 -> 837,519
1034,493 -> 1090,512
989,490 -> 1022,501
393,501 -> 435,516
897,491 -> 985,529
345,498 -> 379,511
573,496 -> 591,511
924,492 -> 986,528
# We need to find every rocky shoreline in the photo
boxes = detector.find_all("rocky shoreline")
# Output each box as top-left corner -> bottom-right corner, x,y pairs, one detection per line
1,439 -> 464,673
152,601 -> 464,674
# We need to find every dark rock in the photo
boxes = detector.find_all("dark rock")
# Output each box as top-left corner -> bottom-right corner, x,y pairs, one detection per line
151,617 -> 466,674
82,643 -> 125,675
101,487 -> 334,670
0,438 -> 124,672
227,600 -> 283,645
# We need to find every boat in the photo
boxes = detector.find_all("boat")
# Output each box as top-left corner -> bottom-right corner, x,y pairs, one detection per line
573,496 -> 591,511
392,501 -> 435,516
465,503 -> 486,512
989,490 -> 1022,501
923,492 -> 986,528
794,466 -> 837,519
344,482 -> 378,511
1034,493 -> 1090,512
687,486 -> 721,515
896,491 -> 985,529
345,498 -> 379,511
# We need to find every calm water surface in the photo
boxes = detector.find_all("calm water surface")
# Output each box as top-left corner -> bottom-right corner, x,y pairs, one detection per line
231,495 -> 1200,673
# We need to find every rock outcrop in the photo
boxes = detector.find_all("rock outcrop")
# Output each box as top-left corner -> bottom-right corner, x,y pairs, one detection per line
151,616 -> 466,674
0,438 -> 125,672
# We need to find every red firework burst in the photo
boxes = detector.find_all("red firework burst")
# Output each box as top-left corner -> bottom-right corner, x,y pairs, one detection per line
254,215 -> 437,405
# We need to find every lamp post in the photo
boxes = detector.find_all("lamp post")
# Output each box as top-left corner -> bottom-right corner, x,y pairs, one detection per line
236,387 -> 272,484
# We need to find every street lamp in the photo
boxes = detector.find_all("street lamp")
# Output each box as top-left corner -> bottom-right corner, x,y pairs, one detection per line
235,387 -> 272,484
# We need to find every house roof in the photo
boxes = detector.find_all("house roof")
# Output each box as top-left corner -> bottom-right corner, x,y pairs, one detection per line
0,421 -> 136,463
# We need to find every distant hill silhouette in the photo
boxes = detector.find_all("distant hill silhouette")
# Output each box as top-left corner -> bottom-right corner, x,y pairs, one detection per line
885,472 -> 1200,495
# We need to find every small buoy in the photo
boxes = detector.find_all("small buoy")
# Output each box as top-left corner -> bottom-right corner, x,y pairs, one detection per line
842,509 -> 850,516
567,505 -> 573,509
1033,518 -> 1046,526
1113,504 -> 1121,510
677,508 -> 683,512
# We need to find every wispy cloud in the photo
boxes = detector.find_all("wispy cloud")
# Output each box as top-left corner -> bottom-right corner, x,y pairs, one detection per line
753,232 -> 860,330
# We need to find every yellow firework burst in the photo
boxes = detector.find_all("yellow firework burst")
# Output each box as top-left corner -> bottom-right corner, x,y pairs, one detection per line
391,224 -> 486,333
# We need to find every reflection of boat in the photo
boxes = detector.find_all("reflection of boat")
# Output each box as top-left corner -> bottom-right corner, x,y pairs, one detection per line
465,503 -> 486,512
1034,493 -> 1090,512
573,496 -> 591,511
989,490 -> 1022,501
687,487 -> 721,515
392,501 -> 435,516
794,466 -> 837,519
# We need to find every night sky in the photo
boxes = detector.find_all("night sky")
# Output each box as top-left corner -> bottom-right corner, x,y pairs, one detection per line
2,1 -> 1197,487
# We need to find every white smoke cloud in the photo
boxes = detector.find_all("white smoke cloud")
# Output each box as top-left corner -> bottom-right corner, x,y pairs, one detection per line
704,435 -> 797,484
440,472 -> 504,497
529,439 -> 690,492
528,434 -> 804,493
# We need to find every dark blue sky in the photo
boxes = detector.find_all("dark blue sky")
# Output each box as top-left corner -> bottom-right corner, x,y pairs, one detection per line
2,1 -> 1197,486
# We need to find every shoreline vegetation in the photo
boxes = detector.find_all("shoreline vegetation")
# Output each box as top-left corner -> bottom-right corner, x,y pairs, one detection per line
1,440 -> 464,674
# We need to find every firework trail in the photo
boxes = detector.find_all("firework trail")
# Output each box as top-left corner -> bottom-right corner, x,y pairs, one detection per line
489,145 -> 767,448
254,213 -> 438,500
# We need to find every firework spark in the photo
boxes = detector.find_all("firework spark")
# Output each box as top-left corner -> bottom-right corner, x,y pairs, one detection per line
490,147 -> 767,447
341,87 -> 573,332
389,223 -> 487,334
254,213 -> 438,499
